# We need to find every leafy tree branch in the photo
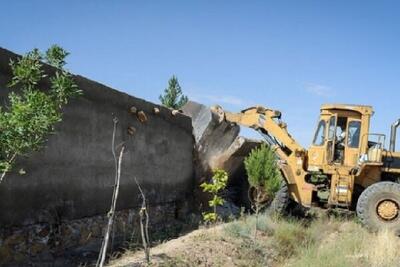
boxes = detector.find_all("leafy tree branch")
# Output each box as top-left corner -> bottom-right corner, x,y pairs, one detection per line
0,45 -> 82,183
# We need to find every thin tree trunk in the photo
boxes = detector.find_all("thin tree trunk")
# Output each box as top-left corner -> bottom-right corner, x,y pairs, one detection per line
254,189 -> 261,240
97,118 -> 125,267
109,117 -> 119,252
213,200 -> 217,221
135,177 -> 150,264
97,146 -> 124,267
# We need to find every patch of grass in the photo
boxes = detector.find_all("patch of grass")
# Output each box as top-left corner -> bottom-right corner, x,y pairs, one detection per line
289,225 -> 365,267
363,228 -> 400,267
224,213 -> 277,239
288,219 -> 400,267
223,214 -> 276,266
234,239 -> 270,267
224,217 -> 253,239
225,213 -> 312,258
268,218 -> 310,258
157,255 -> 192,267
224,211 -> 400,267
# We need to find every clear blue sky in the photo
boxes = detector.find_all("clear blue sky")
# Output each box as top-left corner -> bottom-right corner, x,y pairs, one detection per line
1,1 -> 399,146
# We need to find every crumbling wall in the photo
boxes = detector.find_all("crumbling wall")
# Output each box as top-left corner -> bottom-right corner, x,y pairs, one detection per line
182,101 -> 260,209
0,48 -> 261,266
0,48 -> 195,265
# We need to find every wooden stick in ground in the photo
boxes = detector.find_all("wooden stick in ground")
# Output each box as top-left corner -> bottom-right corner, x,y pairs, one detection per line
97,118 -> 125,267
135,177 -> 150,263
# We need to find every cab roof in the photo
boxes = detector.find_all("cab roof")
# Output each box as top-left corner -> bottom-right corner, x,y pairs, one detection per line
321,104 -> 374,116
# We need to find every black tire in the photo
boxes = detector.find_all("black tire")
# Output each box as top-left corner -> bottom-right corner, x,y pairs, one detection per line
356,182 -> 400,233
269,183 -> 290,216
350,184 -> 364,211
268,184 -> 308,217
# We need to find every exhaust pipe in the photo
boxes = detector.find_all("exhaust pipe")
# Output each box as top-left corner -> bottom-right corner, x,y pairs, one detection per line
389,119 -> 400,152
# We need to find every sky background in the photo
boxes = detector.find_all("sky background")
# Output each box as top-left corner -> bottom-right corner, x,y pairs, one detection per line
1,1 -> 399,146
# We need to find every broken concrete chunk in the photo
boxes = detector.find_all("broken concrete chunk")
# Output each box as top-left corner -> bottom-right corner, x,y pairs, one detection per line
171,110 -> 180,116
127,126 -> 136,136
153,107 -> 160,114
137,111 -> 147,123
129,106 -> 137,114
210,136 -> 260,173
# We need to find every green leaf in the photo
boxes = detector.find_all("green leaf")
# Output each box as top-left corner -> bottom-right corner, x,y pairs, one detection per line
45,45 -> 69,68
202,212 -> 217,222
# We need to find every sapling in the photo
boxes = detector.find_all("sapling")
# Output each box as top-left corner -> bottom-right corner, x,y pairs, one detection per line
200,169 -> 228,223
244,143 -> 282,238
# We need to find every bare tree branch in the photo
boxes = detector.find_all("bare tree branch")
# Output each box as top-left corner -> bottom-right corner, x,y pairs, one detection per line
135,177 -> 151,264
97,117 -> 125,267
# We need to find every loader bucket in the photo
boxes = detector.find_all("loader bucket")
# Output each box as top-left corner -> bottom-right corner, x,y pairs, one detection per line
210,105 -> 226,124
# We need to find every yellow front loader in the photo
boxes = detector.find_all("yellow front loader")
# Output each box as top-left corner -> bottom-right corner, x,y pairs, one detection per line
212,104 -> 400,233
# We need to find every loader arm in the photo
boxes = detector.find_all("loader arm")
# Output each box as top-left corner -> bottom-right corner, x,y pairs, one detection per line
211,105 -> 314,206
211,105 -> 306,161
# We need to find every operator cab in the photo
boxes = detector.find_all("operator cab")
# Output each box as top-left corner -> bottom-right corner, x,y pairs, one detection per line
308,104 -> 379,170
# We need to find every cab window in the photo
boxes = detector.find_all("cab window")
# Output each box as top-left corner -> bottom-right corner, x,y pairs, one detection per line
328,116 -> 336,140
313,120 -> 326,146
348,121 -> 361,148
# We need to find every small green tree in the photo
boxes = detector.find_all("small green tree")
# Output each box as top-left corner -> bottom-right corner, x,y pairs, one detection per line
200,169 -> 228,223
244,143 -> 282,238
0,45 -> 82,183
159,75 -> 188,109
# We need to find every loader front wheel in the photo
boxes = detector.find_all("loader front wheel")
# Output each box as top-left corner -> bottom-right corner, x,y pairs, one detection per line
269,183 -> 290,216
356,182 -> 400,234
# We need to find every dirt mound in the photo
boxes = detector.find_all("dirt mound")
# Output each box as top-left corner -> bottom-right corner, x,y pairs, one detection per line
107,224 -> 256,267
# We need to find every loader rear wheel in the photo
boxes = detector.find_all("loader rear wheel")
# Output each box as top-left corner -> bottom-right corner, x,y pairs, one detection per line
356,182 -> 400,234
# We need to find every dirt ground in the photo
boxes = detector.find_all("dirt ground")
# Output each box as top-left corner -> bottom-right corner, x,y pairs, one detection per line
107,214 -> 400,267
107,223 -> 275,267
